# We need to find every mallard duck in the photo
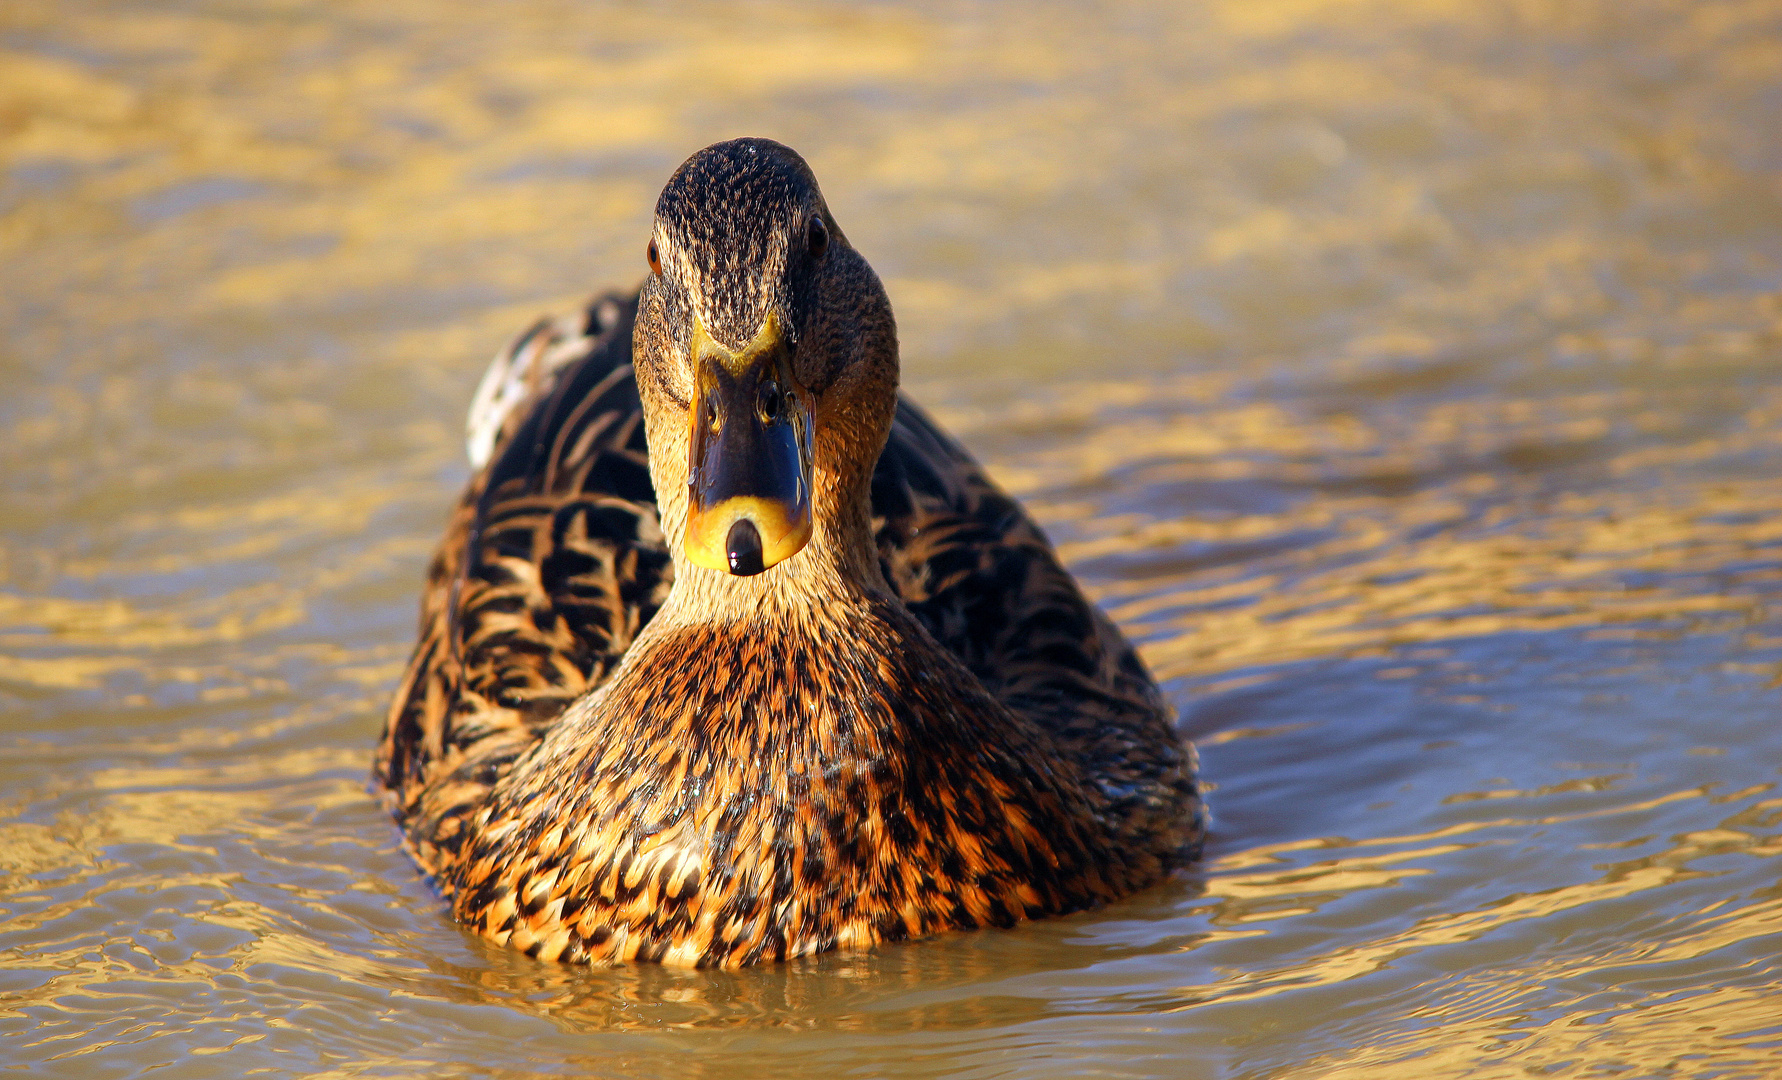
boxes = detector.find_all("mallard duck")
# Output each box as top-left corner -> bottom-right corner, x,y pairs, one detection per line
374,138 -> 1205,967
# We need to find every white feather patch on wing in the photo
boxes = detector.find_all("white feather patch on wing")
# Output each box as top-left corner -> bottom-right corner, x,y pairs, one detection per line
465,301 -> 617,469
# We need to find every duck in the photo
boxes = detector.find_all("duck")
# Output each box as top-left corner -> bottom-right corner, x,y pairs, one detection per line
373,138 -> 1205,967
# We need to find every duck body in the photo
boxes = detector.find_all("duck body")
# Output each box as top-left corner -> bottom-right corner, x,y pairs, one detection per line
375,140 -> 1204,967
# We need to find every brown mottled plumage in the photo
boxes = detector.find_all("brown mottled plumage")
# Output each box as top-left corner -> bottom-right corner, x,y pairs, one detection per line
374,139 -> 1205,967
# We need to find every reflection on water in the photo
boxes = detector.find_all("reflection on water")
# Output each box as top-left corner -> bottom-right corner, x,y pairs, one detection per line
3,0 -> 1782,1076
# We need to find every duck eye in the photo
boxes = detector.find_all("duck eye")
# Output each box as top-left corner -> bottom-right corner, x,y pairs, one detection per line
646,239 -> 661,275
806,216 -> 828,261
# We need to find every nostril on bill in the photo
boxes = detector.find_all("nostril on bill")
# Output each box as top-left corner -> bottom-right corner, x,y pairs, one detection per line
726,519 -> 765,576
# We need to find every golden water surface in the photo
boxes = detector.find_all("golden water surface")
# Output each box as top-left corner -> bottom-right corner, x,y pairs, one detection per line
3,0 -> 1781,1076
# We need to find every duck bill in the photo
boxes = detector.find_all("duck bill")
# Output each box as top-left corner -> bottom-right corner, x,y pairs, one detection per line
684,314 -> 815,576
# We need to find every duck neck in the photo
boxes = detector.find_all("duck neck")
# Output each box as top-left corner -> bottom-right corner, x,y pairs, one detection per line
647,472 -> 888,633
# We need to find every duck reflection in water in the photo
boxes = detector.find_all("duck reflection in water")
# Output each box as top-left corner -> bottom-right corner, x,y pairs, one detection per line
374,138 -> 1206,967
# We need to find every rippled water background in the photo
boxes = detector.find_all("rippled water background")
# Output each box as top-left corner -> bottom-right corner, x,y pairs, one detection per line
4,0 -> 1782,1076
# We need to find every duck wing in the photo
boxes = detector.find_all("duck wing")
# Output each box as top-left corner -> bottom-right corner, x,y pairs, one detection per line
872,401 -> 1199,853
375,292 -> 671,866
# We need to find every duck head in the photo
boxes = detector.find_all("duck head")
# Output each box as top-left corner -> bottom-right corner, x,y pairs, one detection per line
633,139 -> 899,599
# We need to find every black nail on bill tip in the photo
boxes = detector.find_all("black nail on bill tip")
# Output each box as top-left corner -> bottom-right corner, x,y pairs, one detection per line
726,519 -> 766,576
